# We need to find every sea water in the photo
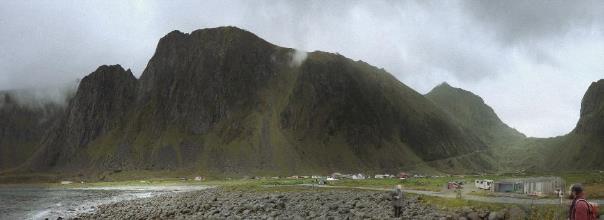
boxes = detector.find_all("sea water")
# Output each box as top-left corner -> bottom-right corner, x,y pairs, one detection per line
0,185 -> 209,219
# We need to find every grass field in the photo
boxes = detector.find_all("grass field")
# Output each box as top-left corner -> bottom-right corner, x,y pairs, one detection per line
418,195 -> 565,220
328,175 -> 504,191
4,170 -> 604,199
560,172 -> 604,198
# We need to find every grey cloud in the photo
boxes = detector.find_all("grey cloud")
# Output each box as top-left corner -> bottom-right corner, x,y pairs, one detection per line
0,1 -> 157,90
6,80 -> 78,108
461,0 -> 604,44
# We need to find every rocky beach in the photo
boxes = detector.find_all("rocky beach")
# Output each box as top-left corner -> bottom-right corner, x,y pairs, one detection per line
74,187 -> 518,220
75,188 -> 444,219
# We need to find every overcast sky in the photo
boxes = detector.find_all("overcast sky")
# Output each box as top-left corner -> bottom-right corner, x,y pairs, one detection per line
1,0 -> 603,137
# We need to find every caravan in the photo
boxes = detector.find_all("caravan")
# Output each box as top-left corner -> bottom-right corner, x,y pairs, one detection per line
475,179 -> 494,190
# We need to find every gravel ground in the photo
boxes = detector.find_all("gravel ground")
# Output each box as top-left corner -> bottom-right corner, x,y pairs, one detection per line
74,188 -> 455,219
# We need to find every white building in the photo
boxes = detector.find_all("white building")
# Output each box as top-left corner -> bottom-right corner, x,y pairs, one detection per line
374,174 -> 393,179
475,179 -> 494,190
352,173 -> 366,180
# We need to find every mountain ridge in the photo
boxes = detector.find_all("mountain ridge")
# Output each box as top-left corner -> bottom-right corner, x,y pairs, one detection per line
3,26 -> 601,177
18,26 -> 492,175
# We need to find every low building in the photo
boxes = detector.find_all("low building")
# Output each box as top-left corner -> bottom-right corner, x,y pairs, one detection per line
492,177 -> 564,196
332,173 -> 353,179
492,181 -> 520,193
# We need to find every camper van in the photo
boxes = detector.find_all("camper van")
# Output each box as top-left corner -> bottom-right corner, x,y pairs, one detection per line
475,179 -> 493,190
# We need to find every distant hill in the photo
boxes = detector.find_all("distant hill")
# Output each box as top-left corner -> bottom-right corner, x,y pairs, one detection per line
426,83 -> 525,146
425,80 -> 604,172
425,83 -> 532,171
19,27 -> 493,176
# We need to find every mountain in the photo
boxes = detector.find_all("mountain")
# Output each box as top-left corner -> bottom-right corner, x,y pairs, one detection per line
575,79 -> 604,136
0,91 -> 66,171
21,26 -> 493,175
29,65 -> 137,170
542,79 -> 604,170
425,80 -> 604,172
426,83 -> 525,145
425,83 -> 533,171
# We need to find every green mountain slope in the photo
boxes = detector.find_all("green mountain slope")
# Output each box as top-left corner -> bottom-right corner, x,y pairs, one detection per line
426,83 -> 525,145
425,80 -> 604,173
425,83 -> 531,171
24,27 -> 493,175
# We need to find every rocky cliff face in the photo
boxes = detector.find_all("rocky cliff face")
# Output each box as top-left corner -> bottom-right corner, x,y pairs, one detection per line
136,27 -> 286,136
30,65 -> 137,170
575,79 -> 604,135
23,26 -> 494,175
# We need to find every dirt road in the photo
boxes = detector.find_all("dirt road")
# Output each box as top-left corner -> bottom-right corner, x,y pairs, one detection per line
299,184 -> 604,205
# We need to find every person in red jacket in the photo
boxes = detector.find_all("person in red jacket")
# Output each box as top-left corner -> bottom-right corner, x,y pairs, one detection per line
569,184 -> 598,220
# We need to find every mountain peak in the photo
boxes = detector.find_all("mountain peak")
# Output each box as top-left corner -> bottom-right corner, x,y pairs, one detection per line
580,79 -> 604,117
437,82 -> 451,88
82,64 -> 135,86
574,79 -> 604,134
93,64 -> 128,73
156,26 -> 269,50
426,83 -> 526,144
429,82 -> 469,96
190,26 -> 256,36
29,64 -> 138,171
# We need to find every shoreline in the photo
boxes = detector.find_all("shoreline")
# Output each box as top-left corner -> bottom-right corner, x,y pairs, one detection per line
0,184 -> 212,219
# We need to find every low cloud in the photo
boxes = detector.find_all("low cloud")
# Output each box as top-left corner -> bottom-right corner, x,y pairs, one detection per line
289,49 -> 308,67
1,80 -> 78,109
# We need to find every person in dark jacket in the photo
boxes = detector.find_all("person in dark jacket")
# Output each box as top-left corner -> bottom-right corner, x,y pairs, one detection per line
391,184 -> 405,217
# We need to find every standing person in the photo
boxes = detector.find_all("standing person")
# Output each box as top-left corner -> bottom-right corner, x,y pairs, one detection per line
391,184 -> 404,218
569,184 -> 598,220
557,188 -> 564,205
